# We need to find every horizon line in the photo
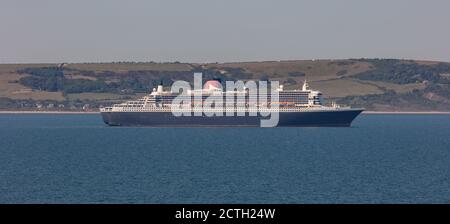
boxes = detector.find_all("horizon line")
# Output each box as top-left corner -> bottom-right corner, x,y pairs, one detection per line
0,57 -> 449,65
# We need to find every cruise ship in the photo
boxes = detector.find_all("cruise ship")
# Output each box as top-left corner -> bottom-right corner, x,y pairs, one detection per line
100,79 -> 363,127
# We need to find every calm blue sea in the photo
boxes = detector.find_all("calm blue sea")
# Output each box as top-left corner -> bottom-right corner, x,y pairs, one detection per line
0,114 -> 449,203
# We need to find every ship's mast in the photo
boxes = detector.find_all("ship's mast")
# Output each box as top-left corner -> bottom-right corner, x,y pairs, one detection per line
302,80 -> 309,91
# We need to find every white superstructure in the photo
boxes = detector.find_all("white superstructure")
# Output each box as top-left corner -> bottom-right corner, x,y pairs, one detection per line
100,80 -> 351,113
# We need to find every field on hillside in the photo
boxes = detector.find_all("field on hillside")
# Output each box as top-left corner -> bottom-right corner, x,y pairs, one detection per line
209,60 -> 373,81
0,73 -> 65,101
65,62 -> 193,72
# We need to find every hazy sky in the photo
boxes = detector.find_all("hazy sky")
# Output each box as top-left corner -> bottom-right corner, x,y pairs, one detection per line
1,0 -> 449,63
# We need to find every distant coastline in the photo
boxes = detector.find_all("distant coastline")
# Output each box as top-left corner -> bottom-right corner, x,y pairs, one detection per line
362,111 -> 450,115
1,59 -> 450,112
0,111 -> 99,114
0,111 -> 449,115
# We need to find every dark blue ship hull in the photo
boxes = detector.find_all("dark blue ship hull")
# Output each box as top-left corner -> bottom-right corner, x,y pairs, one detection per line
101,109 -> 363,127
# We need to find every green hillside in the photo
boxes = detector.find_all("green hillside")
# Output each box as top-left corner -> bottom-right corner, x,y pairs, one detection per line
0,59 -> 449,111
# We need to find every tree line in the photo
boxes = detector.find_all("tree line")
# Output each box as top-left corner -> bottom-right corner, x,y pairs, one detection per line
354,59 -> 450,84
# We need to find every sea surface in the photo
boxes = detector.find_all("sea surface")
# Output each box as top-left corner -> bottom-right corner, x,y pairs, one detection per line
0,114 -> 449,203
